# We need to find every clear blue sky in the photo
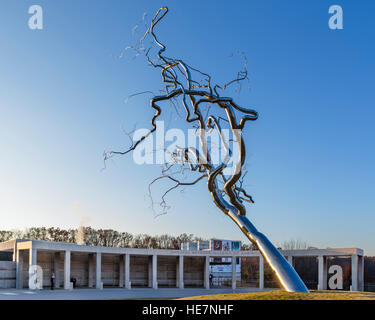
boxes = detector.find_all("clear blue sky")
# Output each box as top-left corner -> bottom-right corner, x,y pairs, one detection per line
1,1 -> 374,254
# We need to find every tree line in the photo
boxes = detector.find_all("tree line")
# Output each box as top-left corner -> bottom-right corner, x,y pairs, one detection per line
0,227 -> 257,250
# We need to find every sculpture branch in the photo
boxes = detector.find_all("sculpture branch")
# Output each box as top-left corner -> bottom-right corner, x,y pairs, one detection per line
105,7 -> 309,293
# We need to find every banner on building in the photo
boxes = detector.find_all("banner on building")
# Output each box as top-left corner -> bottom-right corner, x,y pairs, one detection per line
222,240 -> 231,251
213,240 -> 222,251
232,241 -> 241,251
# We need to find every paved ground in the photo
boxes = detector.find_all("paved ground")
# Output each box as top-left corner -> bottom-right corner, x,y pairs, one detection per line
0,287 -> 273,300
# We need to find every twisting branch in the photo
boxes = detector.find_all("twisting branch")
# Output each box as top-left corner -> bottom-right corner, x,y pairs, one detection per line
104,7 -> 309,293
105,6 -> 257,216
148,174 -> 207,216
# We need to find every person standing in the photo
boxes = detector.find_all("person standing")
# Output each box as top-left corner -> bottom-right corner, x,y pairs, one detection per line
209,273 -> 213,288
50,272 -> 56,290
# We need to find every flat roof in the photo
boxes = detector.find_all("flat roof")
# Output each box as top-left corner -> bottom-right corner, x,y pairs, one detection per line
0,239 -> 364,257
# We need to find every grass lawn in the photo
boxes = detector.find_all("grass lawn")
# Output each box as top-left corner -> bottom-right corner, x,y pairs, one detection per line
178,290 -> 375,300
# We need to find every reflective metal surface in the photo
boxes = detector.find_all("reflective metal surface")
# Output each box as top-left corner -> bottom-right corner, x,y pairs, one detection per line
208,174 -> 309,293
229,214 -> 309,292
107,7 -> 309,293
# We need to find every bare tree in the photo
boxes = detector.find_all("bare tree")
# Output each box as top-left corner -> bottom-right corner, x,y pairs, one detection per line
104,7 -> 308,292
281,239 -> 310,250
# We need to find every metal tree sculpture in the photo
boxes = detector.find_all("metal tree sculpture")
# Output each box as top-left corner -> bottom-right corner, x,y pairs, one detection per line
105,7 -> 308,293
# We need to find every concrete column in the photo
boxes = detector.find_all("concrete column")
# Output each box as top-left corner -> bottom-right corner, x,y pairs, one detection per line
177,255 -> 184,289
119,255 -> 125,288
152,255 -> 158,289
28,248 -> 38,289
96,252 -> 102,289
318,255 -> 327,290
29,248 -> 37,266
204,256 -> 210,289
12,241 -> 17,262
351,254 -> 358,291
176,256 -> 179,288
148,256 -> 152,288
125,254 -> 130,289
359,256 -> 364,292
287,256 -> 293,266
53,252 -> 60,288
88,254 -> 95,288
259,255 -> 264,290
231,257 -> 236,290
64,250 -> 71,290
16,250 -> 24,289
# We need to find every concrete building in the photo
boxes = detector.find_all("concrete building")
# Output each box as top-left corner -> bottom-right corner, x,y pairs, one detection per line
0,239 -> 365,291
181,239 -> 242,286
